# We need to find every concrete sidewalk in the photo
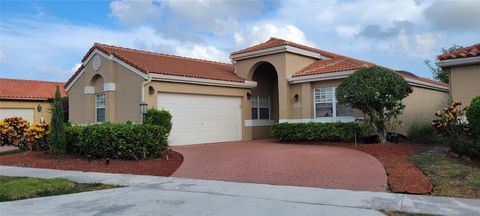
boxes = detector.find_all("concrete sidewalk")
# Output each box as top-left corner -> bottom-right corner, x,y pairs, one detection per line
1,166 -> 479,216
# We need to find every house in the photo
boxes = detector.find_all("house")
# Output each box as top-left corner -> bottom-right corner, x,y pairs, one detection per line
0,78 -> 66,123
65,38 -> 449,145
437,43 -> 480,106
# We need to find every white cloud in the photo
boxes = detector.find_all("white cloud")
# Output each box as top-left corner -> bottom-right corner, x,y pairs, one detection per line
175,44 -> 230,63
71,63 -> 82,72
234,23 -> 313,47
0,18 -> 229,81
109,0 -> 162,27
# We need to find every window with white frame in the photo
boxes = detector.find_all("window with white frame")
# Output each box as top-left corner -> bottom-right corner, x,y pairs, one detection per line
95,93 -> 106,122
251,95 -> 270,120
314,87 -> 353,118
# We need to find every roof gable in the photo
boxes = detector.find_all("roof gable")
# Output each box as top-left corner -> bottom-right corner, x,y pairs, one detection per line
0,78 -> 66,100
66,43 -> 245,88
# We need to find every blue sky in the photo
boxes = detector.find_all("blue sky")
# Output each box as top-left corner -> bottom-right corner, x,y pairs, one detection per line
1,0 -> 479,82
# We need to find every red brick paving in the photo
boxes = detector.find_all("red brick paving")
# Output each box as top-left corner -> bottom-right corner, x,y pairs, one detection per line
172,139 -> 388,192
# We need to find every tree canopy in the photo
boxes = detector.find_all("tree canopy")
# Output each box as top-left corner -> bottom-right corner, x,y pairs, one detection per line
336,66 -> 412,143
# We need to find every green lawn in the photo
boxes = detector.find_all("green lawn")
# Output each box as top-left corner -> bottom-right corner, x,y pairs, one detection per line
0,176 -> 119,202
411,155 -> 480,198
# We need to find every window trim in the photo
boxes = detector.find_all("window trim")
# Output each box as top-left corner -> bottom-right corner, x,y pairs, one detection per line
251,95 -> 271,120
95,92 -> 106,123
313,87 -> 353,120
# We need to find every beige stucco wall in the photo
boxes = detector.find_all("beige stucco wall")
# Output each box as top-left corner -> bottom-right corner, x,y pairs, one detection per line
67,54 -> 144,124
0,100 -> 54,123
448,64 -> 480,106
145,81 -> 252,140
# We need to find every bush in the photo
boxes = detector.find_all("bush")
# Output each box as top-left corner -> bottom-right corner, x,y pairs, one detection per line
65,123 -> 168,160
23,123 -> 49,151
271,122 -> 370,142
144,109 -> 172,133
407,122 -> 444,145
432,101 -> 477,157
65,124 -> 84,154
49,86 -> 66,155
0,117 -> 30,146
467,96 -> 480,140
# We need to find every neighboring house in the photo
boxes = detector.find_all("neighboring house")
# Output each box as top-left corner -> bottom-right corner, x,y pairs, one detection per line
0,78 -> 66,123
437,43 -> 480,106
66,38 -> 449,145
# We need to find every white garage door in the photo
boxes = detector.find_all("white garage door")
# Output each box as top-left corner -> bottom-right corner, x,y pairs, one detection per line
158,93 -> 242,145
0,108 -> 34,123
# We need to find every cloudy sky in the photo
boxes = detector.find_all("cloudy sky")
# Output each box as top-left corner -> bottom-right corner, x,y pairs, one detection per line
1,0 -> 479,82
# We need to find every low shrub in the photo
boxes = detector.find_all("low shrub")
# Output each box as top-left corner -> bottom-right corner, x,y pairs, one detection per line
0,117 -> 30,146
65,123 -> 168,160
65,124 -> 84,154
467,96 -> 480,140
144,109 -> 172,133
432,101 -> 477,157
271,122 -> 370,142
407,122 -> 444,145
23,123 -> 49,151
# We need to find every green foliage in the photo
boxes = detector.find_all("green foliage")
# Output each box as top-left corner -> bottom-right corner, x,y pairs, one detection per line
432,101 -> 477,157
424,44 -> 463,84
271,122 -> 370,142
467,96 -> 480,141
144,108 -> 172,133
65,123 -> 168,160
65,124 -> 84,154
407,122 -> 444,145
49,86 -> 66,155
336,66 -> 412,142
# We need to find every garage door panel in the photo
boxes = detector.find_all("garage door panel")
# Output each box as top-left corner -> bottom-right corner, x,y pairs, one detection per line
0,108 -> 34,123
158,93 -> 242,145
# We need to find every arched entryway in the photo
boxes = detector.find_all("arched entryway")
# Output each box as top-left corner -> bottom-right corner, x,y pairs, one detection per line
250,62 -> 279,139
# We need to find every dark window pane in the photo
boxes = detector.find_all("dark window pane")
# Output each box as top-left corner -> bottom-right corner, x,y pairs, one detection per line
259,108 -> 269,119
252,108 -> 258,119
97,108 -> 105,122
315,103 -> 333,117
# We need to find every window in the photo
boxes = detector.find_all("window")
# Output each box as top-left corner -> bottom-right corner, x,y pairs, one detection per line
251,95 -> 270,120
96,93 -> 106,122
314,87 -> 353,118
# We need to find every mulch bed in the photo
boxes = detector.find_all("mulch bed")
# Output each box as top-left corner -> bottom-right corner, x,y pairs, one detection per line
327,143 -> 433,194
0,151 -> 183,177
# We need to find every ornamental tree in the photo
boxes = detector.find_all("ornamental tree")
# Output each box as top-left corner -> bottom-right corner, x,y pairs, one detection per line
336,66 -> 412,143
49,86 -> 66,154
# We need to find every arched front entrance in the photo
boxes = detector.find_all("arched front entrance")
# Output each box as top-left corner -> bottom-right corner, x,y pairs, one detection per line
250,62 -> 279,139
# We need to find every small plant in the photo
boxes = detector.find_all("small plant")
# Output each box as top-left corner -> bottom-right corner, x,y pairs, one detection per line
407,122 -> 443,145
466,96 -> 480,140
24,123 -> 49,151
144,108 -> 172,133
49,86 -> 67,155
432,101 -> 476,156
0,117 -> 30,146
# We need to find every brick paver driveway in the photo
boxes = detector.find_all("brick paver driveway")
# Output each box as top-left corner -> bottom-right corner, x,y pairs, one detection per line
172,139 -> 387,192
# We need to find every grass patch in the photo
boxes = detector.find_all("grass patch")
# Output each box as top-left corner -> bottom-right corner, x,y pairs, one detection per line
0,176 -> 119,202
411,155 -> 480,198
0,149 -> 22,156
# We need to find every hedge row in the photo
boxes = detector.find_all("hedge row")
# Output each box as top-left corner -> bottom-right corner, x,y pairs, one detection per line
271,122 -> 370,142
65,123 -> 168,160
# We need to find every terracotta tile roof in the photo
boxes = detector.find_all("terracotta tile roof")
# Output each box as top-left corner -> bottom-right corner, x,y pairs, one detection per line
0,78 -> 66,100
294,58 -> 369,77
438,43 -> 480,61
399,73 -> 449,87
66,43 -> 243,87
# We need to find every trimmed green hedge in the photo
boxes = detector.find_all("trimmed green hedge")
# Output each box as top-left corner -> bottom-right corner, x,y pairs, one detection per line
145,109 -> 172,134
65,123 -> 168,160
271,122 -> 369,142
